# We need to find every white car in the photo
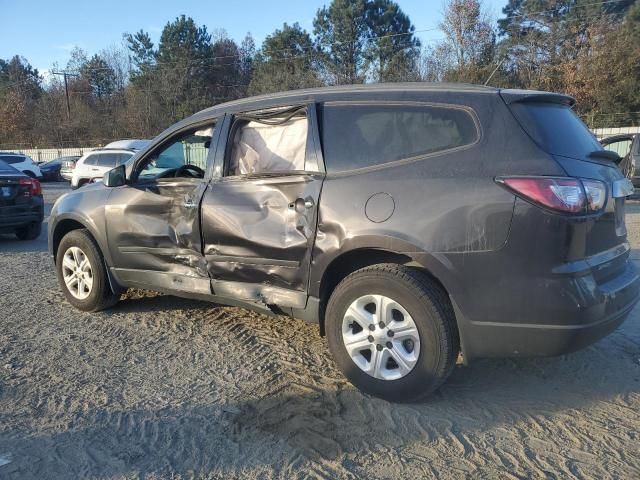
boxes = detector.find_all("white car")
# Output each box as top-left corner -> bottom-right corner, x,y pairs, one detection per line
0,152 -> 43,178
71,149 -> 136,189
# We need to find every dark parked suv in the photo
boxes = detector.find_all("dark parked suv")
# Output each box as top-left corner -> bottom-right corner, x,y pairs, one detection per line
48,84 -> 640,401
0,160 -> 44,240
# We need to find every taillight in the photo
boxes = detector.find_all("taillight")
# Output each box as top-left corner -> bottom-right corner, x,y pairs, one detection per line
582,179 -> 607,210
19,178 -> 42,196
497,176 -> 607,214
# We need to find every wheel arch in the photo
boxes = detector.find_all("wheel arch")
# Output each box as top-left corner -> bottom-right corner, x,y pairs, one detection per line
51,217 -> 91,263
315,246 -> 452,336
51,216 -> 122,294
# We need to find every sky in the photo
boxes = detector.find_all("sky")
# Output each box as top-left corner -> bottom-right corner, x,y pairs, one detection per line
0,0 -> 506,78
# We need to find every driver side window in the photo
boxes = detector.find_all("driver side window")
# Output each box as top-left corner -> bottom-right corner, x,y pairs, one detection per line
138,123 -> 215,180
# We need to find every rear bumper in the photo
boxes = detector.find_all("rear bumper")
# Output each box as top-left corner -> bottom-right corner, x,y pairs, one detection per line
456,255 -> 640,360
0,212 -> 44,231
0,197 -> 44,231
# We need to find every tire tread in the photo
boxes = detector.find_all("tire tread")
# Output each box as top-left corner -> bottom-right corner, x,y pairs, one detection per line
56,229 -> 119,312
326,263 -> 459,401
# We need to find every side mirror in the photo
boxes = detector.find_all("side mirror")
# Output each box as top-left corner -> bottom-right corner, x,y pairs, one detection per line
103,164 -> 126,187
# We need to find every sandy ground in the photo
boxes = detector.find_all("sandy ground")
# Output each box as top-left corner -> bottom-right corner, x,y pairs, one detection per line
0,184 -> 639,479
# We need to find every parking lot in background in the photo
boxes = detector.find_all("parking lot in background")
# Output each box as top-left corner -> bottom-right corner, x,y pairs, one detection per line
0,183 -> 639,479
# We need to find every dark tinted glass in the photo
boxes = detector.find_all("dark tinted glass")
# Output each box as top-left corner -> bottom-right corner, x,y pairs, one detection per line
83,155 -> 98,166
321,104 -> 478,172
0,155 -> 24,165
86,153 -> 130,167
94,154 -> 117,167
0,160 -> 19,173
509,103 -> 602,159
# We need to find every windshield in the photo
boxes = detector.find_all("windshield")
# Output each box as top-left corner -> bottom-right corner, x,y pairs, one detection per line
509,102 -> 602,159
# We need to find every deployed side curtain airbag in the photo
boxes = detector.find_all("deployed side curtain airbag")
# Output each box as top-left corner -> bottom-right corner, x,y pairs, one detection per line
229,107 -> 308,175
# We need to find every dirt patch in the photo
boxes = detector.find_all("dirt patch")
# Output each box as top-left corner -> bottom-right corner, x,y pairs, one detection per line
0,186 -> 639,479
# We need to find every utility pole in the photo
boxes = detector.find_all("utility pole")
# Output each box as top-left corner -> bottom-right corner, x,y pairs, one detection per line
51,71 -> 79,119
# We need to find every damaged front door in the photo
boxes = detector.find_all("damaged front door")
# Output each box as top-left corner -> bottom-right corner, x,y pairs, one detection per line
201,105 -> 325,309
105,121 -> 218,295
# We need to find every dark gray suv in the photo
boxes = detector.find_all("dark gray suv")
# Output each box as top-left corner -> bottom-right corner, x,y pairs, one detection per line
48,83 -> 640,401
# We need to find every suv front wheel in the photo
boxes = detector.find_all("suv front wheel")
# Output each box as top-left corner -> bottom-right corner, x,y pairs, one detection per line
325,264 -> 459,402
56,229 -> 120,312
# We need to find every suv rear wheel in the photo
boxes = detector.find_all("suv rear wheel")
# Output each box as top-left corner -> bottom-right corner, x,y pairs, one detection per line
325,264 -> 459,402
56,229 -> 120,312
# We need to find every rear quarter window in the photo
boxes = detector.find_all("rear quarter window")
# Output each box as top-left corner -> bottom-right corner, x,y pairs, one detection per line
0,155 -> 24,165
320,103 -> 479,173
0,160 -> 19,173
509,102 -> 602,159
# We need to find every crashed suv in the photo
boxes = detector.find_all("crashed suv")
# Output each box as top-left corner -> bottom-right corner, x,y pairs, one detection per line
49,84 -> 640,401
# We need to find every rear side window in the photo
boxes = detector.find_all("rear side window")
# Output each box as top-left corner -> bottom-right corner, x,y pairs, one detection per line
509,102 -> 602,159
0,160 -> 18,173
0,155 -> 24,165
85,153 -> 130,168
321,104 -> 478,172
83,155 -> 98,166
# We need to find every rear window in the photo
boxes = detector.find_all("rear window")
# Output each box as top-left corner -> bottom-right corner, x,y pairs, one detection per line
509,102 -> 602,159
0,155 -> 24,165
321,104 -> 478,173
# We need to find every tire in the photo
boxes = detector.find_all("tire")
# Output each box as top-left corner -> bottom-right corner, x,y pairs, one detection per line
55,229 -> 120,312
325,264 -> 459,402
15,222 -> 42,241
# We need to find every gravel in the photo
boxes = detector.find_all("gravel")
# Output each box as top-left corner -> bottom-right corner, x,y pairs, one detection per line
0,184 -> 639,479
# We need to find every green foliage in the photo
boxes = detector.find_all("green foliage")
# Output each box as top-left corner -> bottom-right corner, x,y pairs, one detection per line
80,54 -> 117,98
365,0 -> 421,81
0,1 -> 638,146
249,23 -> 322,95
124,30 -> 155,72
314,0 -> 370,84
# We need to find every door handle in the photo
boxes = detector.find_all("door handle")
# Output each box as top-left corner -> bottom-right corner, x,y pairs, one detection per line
289,198 -> 314,211
184,199 -> 197,209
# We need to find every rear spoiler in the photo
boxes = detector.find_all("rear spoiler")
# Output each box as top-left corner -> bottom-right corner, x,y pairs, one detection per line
499,89 -> 575,107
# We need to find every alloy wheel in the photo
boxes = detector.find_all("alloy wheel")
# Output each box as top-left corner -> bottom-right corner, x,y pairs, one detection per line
342,294 -> 421,381
61,246 -> 94,300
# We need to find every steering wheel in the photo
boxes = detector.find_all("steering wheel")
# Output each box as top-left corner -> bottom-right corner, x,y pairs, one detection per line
174,164 -> 205,178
